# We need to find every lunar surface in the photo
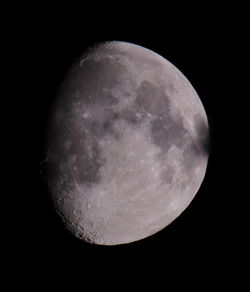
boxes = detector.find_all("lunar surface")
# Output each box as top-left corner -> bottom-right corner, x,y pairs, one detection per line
44,41 -> 209,245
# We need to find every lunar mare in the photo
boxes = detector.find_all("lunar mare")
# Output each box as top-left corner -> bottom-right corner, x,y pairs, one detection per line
44,41 -> 209,245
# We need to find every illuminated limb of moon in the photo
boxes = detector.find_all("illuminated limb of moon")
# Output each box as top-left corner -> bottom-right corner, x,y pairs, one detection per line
44,41 -> 209,245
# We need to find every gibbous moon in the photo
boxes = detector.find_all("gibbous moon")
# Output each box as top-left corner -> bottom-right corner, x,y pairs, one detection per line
44,41 -> 209,245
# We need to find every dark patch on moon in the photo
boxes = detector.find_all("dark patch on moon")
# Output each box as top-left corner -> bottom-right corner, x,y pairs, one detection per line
160,165 -> 175,184
182,129 -> 209,179
71,140 -> 104,186
150,116 -> 187,152
61,58 -> 129,107
136,80 -> 171,116
120,108 -> 140,124
136,79 -> 189,153
181,114 -> 209,175
193,114 -> 210,155
45,129 -> 105,188
84,107 -> 141,141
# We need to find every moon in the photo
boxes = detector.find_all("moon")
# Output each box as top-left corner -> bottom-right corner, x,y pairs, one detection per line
44,41 -> 209,245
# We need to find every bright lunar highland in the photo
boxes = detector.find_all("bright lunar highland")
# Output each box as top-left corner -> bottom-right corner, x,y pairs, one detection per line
44,41 -> 209,245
